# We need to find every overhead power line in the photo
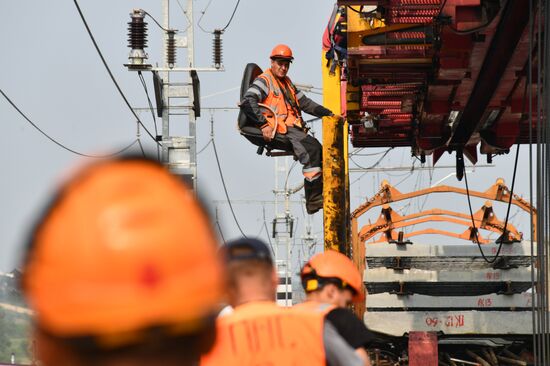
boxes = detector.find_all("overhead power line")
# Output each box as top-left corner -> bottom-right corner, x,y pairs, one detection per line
175,0 -> 193,33
0,88 -> 138,158
206,113 -> 247,237
143,11 -> 173,32
463,145 -> 519,264
198,0 -> 242,33
212,137 -> 248,237
197,0 -> 216,33
215,206 -> 226,243
72,0 -> 160,146
221,0 -> 242,31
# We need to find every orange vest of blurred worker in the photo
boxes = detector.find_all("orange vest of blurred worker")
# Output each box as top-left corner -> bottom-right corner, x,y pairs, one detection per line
201,301 -> 326,366
258,69 -> 303,134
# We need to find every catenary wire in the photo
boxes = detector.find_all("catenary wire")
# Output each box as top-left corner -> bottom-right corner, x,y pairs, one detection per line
143,11 -> 173,32
350,147 -> 393,169
394,161 -> 416,188
221,0 -> 242,31
197,139 -> 212,155
463,143 -> 520,264
350,148 -> 393,185
72,0 -> 160,146
215,206 -> 226,243
284,160 -> 299,191
0,88 -> 138,158
197,0 -> 241,33
138,72 -> 161,161
197,0 -> 216,33
137,138 -> 147,158
464,48 -> 530,263
175,0 -> 192,33
350,148 -> 395,157
211,135 -> 248,238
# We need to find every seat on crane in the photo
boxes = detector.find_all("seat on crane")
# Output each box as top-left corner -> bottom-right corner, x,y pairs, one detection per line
238,63 -> 294,157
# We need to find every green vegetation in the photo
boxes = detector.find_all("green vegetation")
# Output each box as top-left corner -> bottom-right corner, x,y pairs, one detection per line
0,272 -> 32,364
0,309 -> 32,364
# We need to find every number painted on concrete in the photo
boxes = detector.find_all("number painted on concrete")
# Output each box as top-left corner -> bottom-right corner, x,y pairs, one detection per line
445,314 -> 465,327
477,298 -> 493,307
425,314 -> 465,328
425,317 -> 439,327
485,272 -> 501,280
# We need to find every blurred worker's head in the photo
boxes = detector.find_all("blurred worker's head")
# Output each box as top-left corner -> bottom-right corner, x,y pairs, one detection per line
270,44 -> 293,79
306,282 -> 355,308
301,250 -> 365,308
21,156 -> 223,366
221,238 -> 277,307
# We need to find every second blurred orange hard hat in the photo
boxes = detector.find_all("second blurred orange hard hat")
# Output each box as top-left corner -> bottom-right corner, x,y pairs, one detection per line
22,158 -> 223,339
301,250 -> 364,302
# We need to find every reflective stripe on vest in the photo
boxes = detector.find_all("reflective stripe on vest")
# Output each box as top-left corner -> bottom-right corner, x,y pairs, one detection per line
258,69 -> 302,135
200,301 -> 326,366
292,301 -> 336,316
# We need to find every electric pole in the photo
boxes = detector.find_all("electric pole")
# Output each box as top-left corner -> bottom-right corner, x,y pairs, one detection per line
125,0 -> 223,189
214,156 -> 312,306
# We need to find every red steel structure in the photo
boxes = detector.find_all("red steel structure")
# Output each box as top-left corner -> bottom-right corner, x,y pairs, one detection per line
336,0 -> 535,166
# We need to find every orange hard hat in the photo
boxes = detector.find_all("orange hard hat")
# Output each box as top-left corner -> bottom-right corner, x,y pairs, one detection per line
22,158 -> 223,341
270,44 -> 294,61
301,250 -> 364,302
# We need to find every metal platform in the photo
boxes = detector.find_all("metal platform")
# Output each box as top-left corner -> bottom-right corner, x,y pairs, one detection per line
365,267 -> 533,283
366,281 -> 533,297
363,241 -> 537,336
366,293 -> 533,310
365,242 -> 536,257
365,311 -> 533,336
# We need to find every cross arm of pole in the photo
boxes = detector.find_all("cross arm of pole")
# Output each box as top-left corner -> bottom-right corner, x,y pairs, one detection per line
150,67 -> 225,72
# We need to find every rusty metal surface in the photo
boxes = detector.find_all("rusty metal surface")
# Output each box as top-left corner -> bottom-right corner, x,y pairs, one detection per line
322,115 -> 347,253
322,52 -> 347,253
409,331 -> 438,366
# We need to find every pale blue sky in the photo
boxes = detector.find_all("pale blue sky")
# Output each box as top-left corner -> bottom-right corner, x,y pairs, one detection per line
0,0 -> 534,272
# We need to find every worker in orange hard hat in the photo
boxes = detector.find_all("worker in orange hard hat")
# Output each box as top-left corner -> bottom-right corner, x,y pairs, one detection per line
21,157 -> 223,366
297,250 -> 376,366
201,237 -> 364,366
240,44 -> 341,215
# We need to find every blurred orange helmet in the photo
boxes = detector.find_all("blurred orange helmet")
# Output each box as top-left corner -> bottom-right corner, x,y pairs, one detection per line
301,250 -> 364,302
270,44 -> 294,61
22,158 -> 223,341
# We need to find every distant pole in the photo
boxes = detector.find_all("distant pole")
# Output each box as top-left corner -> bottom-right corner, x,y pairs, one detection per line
186,0 -> 197,187
273,157 -> 295,306
161,0 -> 170,160
127,0 -> 223,188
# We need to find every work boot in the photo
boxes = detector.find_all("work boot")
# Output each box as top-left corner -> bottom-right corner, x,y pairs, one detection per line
304,178 -> 323,215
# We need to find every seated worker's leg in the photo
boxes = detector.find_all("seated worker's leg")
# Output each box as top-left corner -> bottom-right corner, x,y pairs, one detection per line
286,127 -> 323,214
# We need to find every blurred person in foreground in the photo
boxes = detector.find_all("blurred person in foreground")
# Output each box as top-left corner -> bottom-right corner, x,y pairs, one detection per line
20,156 -> 223,366
298,250 -> 375,366
201,237 -> 363,366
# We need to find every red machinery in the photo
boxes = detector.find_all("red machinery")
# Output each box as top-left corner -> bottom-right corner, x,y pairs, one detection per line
334,0 -> 534,171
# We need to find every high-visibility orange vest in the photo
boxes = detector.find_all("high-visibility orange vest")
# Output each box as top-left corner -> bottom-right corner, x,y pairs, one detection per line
292,301 -> 336,316
258,69 -> 303,134
201,301 -> 326,366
